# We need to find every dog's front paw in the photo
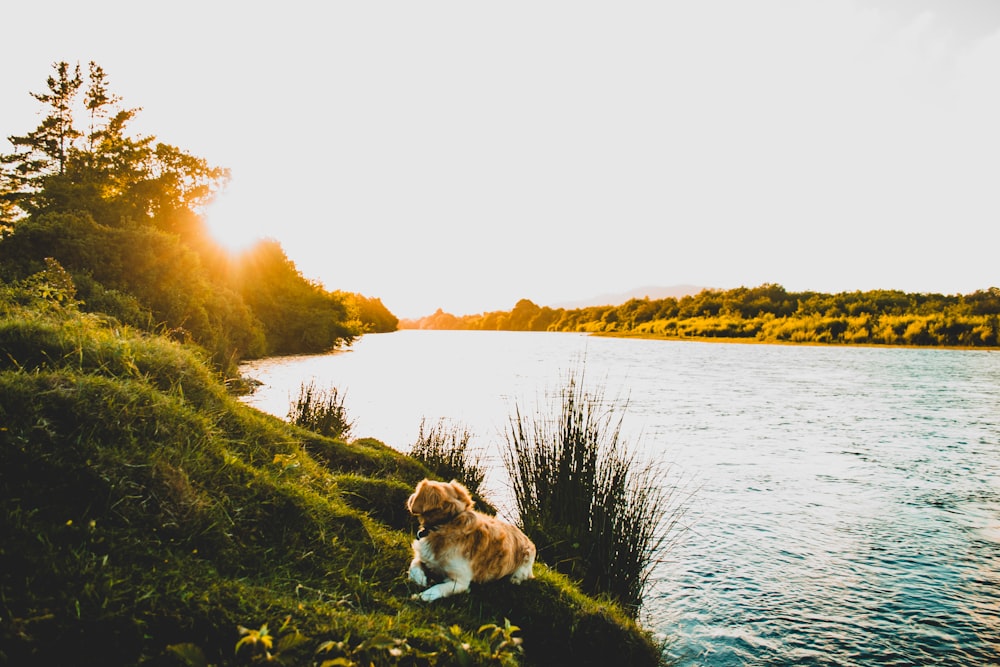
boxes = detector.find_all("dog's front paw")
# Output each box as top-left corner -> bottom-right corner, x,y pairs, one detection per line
409,588 -> 442,602
408,564 -> 428,587
417,586 -> 444,602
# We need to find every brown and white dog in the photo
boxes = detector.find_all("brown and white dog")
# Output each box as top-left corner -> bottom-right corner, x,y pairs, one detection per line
406,479 -> 536,601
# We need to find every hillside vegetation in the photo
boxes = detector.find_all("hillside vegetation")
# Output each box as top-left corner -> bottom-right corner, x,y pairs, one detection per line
0,61 -> 396,376
0,278 -> 661,666
403,284 -> 1000,347
0,62 -> 662,666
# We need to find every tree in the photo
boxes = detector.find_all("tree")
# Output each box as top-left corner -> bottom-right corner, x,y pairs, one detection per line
508,298 -> 541,330
1,62 -> 83,221
530,306 -> 560,331
143,142 -> 229,231
83,63 -> 119,155
77,62 -> 157,223
234,240 -> 357,354
1,61 -> 227,230
968,288 -> 1000,316
344,293 -> 399,333
1,62 -> 380,365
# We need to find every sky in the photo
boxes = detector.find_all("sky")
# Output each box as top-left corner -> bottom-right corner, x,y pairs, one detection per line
2,1 -> 999,319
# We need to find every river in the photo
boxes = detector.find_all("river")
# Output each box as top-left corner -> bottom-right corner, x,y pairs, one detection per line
240,330 -> 1000,666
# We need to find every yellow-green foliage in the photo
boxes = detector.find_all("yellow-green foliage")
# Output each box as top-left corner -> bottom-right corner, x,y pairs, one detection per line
403,284 -> 1000,348
0,295 -> 663,665
0,63 -> 380,369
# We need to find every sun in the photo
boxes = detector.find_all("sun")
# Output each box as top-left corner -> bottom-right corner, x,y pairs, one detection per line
203,189 -> 267,253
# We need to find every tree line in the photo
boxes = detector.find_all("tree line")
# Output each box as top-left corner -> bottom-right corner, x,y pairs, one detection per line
402,283 -> 1000,347
0,62 -> 397,372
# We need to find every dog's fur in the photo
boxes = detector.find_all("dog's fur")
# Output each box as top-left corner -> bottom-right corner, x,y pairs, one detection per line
406,479 -> 536,601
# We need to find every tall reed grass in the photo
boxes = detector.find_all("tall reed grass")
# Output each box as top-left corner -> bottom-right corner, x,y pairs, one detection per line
287,380 -> 354,439
410,418 -> 486,496
503,370 -> 686,617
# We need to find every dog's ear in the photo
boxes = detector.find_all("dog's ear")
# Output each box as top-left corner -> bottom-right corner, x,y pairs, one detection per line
407,479 -> 442,515
448,480 -> 474,510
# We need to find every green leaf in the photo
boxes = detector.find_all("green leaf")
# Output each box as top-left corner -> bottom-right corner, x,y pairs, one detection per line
276,630 -> 309,653
319,659 -> 357,667
165,643 -> 208,667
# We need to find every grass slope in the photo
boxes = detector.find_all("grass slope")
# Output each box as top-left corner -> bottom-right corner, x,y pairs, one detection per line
0,305 -> 662,666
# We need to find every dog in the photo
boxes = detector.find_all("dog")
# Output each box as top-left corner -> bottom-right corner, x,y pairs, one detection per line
406,479 -> 536,601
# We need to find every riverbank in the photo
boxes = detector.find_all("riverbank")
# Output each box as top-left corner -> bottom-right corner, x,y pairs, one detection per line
0,301 -> 663,666
591,330 -> 1000,350
402,285 -> 1000,349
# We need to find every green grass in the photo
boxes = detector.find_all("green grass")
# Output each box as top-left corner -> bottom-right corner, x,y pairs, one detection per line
0,296 -> 665,666
503,370 -> 687,617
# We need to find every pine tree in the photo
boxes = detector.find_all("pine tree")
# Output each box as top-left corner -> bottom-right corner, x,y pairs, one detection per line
1,61 -> 83,220
1,61 -> 228,230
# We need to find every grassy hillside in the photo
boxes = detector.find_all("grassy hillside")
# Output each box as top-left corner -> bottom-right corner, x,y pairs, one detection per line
0,289 -> 662,665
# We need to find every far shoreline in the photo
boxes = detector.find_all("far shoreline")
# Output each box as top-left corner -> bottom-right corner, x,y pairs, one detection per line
589,330 -> 1000,351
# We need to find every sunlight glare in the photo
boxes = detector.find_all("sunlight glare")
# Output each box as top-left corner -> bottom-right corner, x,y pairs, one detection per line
204,190 -> 267,253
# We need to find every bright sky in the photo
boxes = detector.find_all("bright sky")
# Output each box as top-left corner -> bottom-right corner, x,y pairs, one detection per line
2,1 -> 999,319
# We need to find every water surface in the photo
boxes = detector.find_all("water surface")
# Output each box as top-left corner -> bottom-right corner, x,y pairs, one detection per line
241,331 -> 1000,666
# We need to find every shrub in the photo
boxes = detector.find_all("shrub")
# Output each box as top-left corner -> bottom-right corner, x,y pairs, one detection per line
410,418 -> 486,496
503,370 -> 686,617
287,380 -> 354,440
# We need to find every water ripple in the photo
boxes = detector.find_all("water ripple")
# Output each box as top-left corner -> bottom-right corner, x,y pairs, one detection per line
241,333 -> 1000,666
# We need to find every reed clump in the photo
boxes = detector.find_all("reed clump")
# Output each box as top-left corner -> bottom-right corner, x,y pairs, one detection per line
410,418 -> 486,496
288,379 -> 355,440
503,370 -> 686,617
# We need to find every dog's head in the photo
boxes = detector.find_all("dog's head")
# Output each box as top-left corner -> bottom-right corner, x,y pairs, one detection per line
407,479 -> 474,526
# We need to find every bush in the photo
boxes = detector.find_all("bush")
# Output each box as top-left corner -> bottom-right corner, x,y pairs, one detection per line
503,370 -> 686,617
287,380 -> 354,440
410,418 -> 486,496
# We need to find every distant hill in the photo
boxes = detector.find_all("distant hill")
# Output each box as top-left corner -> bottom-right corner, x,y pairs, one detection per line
551,284 -> 709,309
